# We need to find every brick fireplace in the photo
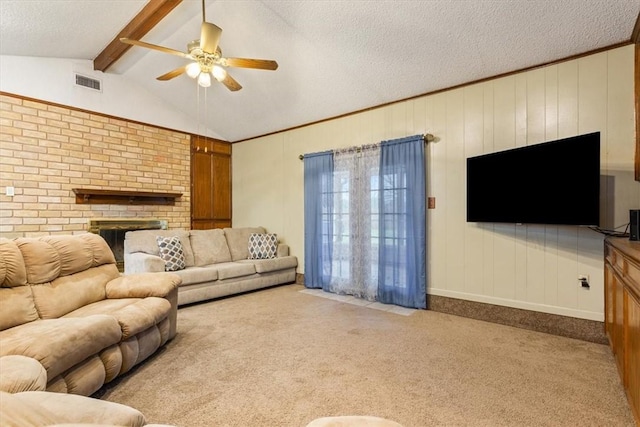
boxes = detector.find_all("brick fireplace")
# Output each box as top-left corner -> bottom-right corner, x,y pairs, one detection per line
88,218 -> 168,271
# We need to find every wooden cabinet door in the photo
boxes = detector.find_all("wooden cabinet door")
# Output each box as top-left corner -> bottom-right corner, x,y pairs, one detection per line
212,154 -> 231,220
605,263 -> 615,346
614,273 -> 625,377
191,136 -> 232,230
626,289 -> 640,420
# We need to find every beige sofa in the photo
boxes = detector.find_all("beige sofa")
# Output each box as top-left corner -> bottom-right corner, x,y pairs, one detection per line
124,227 -> 297,306
0,233 -> 181,397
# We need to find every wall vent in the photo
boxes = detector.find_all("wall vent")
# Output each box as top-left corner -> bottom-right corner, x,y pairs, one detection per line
74,74 -> 102,91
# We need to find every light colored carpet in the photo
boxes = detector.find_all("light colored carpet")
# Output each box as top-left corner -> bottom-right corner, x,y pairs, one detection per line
96,284 -> 634,427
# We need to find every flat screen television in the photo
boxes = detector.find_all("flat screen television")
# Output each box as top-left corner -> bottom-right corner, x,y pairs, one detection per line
466,132 -> 600,226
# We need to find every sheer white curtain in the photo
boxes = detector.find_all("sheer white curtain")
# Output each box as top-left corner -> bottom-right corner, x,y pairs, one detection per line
304,135 -> 426,309
328,145 -> 379,300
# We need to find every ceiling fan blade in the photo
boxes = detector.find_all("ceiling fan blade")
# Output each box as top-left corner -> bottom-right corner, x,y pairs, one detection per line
200,22 -> 222,54
157,65 -> 188,81
120,38 -> 191,59
221,73 -> 242,91
223,57 -> 278,70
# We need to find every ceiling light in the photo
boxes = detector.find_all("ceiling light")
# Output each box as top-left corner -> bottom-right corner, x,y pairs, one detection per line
212,65 -> 227,82
197,72 -> 211,87
186,62 -> 201,79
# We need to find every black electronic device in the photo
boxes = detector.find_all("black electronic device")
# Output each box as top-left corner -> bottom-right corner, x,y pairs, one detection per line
466,132 -> 600,226
631,209 -> 640,241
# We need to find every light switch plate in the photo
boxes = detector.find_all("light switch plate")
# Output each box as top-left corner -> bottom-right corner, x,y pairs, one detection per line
5,186 -> 14,196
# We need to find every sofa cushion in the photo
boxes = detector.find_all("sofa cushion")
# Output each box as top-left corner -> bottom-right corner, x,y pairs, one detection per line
14,391 -> 148,427
0,287 -> 39,331
172,266 -> 218,286
189,229 -> 232,266
39,236 -> 94,277
0,390 -> 61,427
0,355 -> 47,393
31,264 -> 119,319
14,238 -> 61,284
247,233 -> 278,259
77,233 -> 118,267
65,298 -> 170,340
105,273 -> 181,299
238,255 -> 298,273
0,316 -> 122,379
214,262 -> 257,280
125,230 -> 195,268
15,235 -> 116,285
0,238 -> 27,288
223,227 -> 266,261
156,236 -> 185,271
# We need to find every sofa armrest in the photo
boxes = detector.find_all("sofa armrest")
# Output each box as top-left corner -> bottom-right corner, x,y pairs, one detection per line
124,252 -> 165,274
277,244 -> 290,257
11,391 -> 149,426
0,356 -> 47,393
106,273 -> 181,299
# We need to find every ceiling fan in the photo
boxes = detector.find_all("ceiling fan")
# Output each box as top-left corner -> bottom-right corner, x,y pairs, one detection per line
120,0 -> 278,91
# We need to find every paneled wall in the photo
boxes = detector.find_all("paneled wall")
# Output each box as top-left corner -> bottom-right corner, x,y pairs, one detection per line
232,45 -> 639,321
0,94 -> 191,237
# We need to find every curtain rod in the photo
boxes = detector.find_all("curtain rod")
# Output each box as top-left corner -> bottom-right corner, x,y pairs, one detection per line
298,133 -> 434,160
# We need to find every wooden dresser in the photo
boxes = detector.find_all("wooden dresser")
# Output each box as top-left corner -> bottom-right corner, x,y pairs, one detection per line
605,237 -> 640,424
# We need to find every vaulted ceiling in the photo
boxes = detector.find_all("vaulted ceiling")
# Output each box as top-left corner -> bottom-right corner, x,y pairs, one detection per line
1,0 -> 638,141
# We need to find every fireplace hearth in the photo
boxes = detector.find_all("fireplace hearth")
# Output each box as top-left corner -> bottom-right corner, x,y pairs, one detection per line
88,218 -> 168,271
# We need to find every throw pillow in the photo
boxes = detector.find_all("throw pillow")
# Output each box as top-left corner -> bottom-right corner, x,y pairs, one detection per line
156,236 -> 185,271
247,233 -> 278,260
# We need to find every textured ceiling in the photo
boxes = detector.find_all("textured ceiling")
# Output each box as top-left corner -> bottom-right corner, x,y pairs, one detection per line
1,0 -> 638,142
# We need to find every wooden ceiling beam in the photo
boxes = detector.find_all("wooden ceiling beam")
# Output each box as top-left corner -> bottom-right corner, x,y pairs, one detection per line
93,0 -> 182,72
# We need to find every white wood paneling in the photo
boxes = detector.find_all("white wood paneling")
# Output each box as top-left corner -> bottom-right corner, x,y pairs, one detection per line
232,45 -> 638,321
429,93 -> 447,292
557,60 -> 579,139
543,65 -> 560,307
606,46 -> 638,230
445,90 -> 465,293
463,84 -> 485,296
481,81 -> 496,298
575,51 -> 609,316
524,68 -> 547,305
491,76 -> 517,300
543,225 -> 559,306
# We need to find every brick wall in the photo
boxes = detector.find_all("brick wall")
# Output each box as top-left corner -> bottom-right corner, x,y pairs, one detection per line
0,93 -> 191,238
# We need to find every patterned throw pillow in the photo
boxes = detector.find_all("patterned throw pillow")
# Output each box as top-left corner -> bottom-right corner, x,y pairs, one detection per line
156,236 -> 186,271
247,233 -> 278,260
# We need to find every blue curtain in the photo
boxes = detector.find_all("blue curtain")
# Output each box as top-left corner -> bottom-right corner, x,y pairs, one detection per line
304,151 -> 334,289
377,135 -> 426,308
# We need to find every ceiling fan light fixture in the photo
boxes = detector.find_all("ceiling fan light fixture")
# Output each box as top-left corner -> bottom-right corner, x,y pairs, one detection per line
186,62 -> 201,78
197,72 -> 212,87
212,65 -> 227,82
122,0 -> 277,92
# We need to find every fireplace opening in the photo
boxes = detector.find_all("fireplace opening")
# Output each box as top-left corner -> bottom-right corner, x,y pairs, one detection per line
88,219 -> 168,272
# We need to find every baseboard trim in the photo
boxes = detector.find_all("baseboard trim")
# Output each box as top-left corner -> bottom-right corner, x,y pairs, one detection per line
428,294 -> 607,344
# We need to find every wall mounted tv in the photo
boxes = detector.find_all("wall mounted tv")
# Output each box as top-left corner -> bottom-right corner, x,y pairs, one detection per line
466,132 -> 600,226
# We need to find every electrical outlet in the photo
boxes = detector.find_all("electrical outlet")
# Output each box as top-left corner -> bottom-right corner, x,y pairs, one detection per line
5,186 -> 14,196
578,275 -> 589,289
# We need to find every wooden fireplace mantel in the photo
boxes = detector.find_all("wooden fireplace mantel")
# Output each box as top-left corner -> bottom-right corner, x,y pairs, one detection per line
72,188 -> 182,205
